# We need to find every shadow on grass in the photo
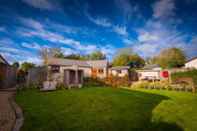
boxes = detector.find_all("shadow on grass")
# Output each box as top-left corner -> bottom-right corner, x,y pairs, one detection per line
100,88 -> 184,131
16,88 -> 184,131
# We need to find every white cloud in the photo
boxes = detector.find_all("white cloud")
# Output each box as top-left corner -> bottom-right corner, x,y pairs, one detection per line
19,17 -> 43,30
138,32 -> 159,42
0,38 -> 14,46
87,15 -> 128,36
87,15 -> 112,27
60,47 -> 78,55
21,42 -> 42,50
153,0 -> 175,19
0,27 -> 6,32
22,0 -> 56,10
113,26 -> 128,36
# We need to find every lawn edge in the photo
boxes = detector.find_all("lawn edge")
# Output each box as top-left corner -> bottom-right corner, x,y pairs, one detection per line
9,94 -> 24,131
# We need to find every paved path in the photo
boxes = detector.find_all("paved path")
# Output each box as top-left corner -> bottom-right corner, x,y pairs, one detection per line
0,91 -> 16,131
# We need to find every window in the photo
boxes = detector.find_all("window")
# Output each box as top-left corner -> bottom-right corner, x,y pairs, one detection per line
51,65 -> 60,73
98,69 -> 104,74
117,70 -> 122,74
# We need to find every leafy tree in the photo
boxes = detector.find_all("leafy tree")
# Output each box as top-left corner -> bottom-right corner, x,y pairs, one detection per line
40,48 -> 65,64
154,47 -> 186,68
112,52 -> 145,68
128,54 -> 145,68
112,54 -> 130,66
20,62 -> 35,72
87,51 -> 106,60
64,54 -> 83,60
12,62 -> 20,68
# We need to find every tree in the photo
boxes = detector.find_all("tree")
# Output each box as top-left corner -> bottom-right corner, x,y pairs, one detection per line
12,62 -> 20,68
87,51 -> 106,60
112,54 -> 131,66
128,54 -> 145,68
64,54 -> 82,60
40,48 -> 65,65
112,52 -> 145,68
154,47 -> 186,68
20,62 -> 35,72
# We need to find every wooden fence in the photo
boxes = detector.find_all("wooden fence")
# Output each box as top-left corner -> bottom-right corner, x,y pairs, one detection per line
26,67 -> 47,86
0,64 -> 17,89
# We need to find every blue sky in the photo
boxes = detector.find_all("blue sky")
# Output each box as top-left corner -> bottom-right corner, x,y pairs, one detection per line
0,0 -> 197,64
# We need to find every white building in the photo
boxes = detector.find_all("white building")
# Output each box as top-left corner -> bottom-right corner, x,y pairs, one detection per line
109,66 -> 130,77
137,64 -> 162,81
185,57 -> 197,69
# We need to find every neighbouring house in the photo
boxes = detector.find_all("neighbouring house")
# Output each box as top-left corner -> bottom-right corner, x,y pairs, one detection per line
46,58 -> 108,87
0,55 -> 17,88
109,66 -> 130,77
137,64 -> 163,81
185,57 -> 197,69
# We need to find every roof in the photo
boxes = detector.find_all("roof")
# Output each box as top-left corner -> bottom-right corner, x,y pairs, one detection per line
110,66 -> 130,70
186,57 -> 197,63
47,58 -> 108,68
0,54 -> 9,65
143,64 -> 161,70
86,60 -> 108,68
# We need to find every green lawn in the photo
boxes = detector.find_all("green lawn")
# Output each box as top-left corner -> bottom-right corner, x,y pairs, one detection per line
15,87 -> 197,131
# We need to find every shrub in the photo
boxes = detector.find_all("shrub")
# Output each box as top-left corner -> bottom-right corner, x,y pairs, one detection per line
131,81 -> 150,89
131,80 -> 171,89
171,69 -> 197,86
56,83 -> 67,90
105,75 -> 131,88
83,77 -> 106,87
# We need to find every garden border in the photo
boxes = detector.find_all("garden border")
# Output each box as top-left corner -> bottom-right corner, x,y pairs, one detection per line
9,95 -> 24,131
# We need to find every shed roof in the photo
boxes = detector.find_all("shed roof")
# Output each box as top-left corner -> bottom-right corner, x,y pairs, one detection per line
143,64 -> 161,70
186,57 -> 197,63
110,66 -> 130,70
47,58 -> 108,68
0,54 -> 9,65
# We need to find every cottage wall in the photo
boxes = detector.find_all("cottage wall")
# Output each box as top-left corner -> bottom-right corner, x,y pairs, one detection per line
138,70 -> 161,80
110,69 -> 128,77
0,64 -> 17,88
185,59 -> 197,69
49,66 -> 92,83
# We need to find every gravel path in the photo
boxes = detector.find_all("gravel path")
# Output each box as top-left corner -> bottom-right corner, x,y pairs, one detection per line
0,91 -> 16,131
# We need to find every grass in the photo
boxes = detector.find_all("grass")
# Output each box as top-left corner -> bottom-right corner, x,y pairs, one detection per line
15,87 -> 197,131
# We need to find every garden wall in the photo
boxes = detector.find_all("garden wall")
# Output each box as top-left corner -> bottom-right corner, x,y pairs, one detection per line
26,67 -> 47,86
0,64 -> 17,88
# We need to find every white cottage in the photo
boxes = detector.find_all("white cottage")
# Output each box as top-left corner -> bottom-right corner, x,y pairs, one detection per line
47,58 -> 108,87
109,66 -> 130,77
185,57 -> 197,69
137,64 -> 162,81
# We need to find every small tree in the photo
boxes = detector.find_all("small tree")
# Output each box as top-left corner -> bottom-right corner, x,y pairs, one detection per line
112,47 -> 145,68
87,51 -> 106,60
155,47 -> 186,68
20,62 -> 35,73
40,48 -> 65,65
12,62 -> 20,68
64,54 -> 82,60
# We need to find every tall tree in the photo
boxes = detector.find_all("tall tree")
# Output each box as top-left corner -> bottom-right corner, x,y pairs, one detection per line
40,48 -> 65,65
87,51 -> 106,60
12,62 -> 20,68
155,47 -> 186,68
64,54 -> 83,60
112,50 -> 145,68
20,62 -> 35,72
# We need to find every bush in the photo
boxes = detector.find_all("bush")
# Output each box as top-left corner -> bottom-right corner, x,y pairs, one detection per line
56,83 -> 67,90
16,83 -> 39,92
83,78 -> 106,87
131,81 -> 150,89
105,75 -> 131,88
171,69 -> 197,86
131,80 -> 171,89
